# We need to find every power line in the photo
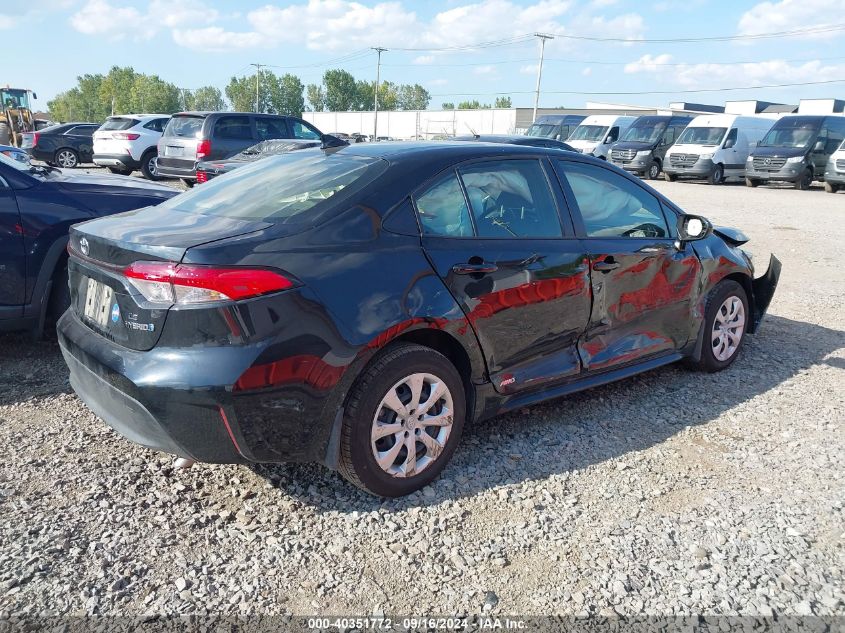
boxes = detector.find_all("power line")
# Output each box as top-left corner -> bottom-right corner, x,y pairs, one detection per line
429,78 -> 845,97
543,23 -> 845,44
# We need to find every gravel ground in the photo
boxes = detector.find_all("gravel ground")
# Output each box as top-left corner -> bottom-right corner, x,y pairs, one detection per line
0,175 -> 843,619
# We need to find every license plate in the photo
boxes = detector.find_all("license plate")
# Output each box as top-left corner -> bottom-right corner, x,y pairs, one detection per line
166,145 -> 184,157
83,277 -> 115,329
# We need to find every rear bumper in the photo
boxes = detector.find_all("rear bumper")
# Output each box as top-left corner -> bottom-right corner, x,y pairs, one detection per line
57,307 -> 340,464
155,157 -> 197,180
93,154 -> 140,170
749,254 -> 781,333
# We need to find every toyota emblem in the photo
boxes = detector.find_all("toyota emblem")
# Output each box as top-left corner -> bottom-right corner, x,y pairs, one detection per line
79,237 -> 89,257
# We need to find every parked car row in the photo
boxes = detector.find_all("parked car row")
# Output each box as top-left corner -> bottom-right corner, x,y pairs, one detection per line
531,112 -> 845,192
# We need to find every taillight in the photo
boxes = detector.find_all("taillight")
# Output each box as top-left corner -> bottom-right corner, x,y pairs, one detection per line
113,132 -> 141,140
32,132 -> 40,146
124,261 -> 294,304
196,170 -> 208,183
196,139 -> 211,159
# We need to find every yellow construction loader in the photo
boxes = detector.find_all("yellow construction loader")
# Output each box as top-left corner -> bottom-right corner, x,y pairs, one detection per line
0,86 -> 36,147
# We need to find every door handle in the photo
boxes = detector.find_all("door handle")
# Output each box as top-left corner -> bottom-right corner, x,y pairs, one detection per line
452,263 -> 498,275
592,257 -> 620,272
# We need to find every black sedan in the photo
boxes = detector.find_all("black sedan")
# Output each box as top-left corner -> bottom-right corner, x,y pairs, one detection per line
25,122 -> 100,168
0,153 -> 177,336
195,138 -> 323,183
454,134 -> 575,151
57,142 -> 780,497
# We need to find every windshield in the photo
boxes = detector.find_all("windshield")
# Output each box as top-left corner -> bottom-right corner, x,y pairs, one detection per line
159,151 -> 388,223
676,126 -> 728,146
569,125 -> 608,142
760,118 -> 822,149
526,123 -> 556,137
164,115 -> 205,138
100,117 -> 138,131
622,119 -> 668,144
0,88 -> 31,110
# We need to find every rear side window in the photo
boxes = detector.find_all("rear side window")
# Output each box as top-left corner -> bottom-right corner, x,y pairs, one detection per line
157,152 -> 388,225
164,115 -> 205,138
143,118 -> 169,133
65,125 -> 97,136
558,161 -> 669,239
416,171 -> 472,237
213,116 -> 251,140
101,117 -> 138,131
256,118 -> 289,140
290,120 -> 321,140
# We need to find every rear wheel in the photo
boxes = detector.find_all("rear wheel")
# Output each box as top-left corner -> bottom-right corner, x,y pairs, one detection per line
690,280 -> 749,373
794,168 -> 813,190
338,343 -> 465,497
708,164 -> 724,185
745,177 -> 759,188
647,160 -> 661,180
664,172 -> 677,182
55,148 -> 79,168
824,181 -> 838,193
48,260 -> 70,325
140,150 -> 160,180
108,166 -> 132,175
182,178 -> 195,188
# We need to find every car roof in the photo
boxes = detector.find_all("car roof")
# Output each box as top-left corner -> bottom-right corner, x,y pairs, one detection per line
338,140 -> 575,162
106,113 -> 170,120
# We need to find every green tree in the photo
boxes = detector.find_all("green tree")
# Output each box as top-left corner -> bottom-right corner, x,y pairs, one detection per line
306,84 -> 325,111
441,102 -> 455,110
130,75 -> 181,113
323,69 -> 359,111
48,72 -> 108,121
396,84 -> 431,110
494,96 -> 512,108
185,86 -> 226,111
458,100 -> 482,109
276,73 -> 305,116
225,70 -> 304,115
99,66 -> 138,115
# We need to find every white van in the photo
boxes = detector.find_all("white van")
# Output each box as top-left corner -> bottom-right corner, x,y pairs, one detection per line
664,114 -> 774,185
566,115 -> 637,160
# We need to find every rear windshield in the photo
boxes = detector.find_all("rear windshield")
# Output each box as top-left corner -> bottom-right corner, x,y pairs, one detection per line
164,115 -> 205,138
100,117 -> 138,131
158,151 -> 388,224
676,126 -> 727,146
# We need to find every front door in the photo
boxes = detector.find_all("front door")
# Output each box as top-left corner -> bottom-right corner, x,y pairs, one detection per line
0,173 -> 25,315
415,158 -> 591,394
555,159 -> 701,372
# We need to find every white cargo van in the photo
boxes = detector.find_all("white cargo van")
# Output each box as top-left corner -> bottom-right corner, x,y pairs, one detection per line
566,115 -> 637,160
664,114 -> 774,184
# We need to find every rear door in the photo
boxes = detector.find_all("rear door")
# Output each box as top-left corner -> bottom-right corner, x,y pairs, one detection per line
416,157 -> 592,394
554,158 -> 701,372
159,114 -> 206,171
210,115 -> 254,159
65,125 -> 98,161
255,117 -> 290,141
0,170 -> 25,315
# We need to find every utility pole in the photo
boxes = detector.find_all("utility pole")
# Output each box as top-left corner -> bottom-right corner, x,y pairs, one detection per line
532,33 -> 553,123
251,63 -> 262,113
372,47 -> 387,141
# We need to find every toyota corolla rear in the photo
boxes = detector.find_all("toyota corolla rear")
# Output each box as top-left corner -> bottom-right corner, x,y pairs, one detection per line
57,150 -> 388,465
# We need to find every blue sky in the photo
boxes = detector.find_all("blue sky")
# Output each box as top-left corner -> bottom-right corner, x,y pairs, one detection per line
2,0 -> 844,111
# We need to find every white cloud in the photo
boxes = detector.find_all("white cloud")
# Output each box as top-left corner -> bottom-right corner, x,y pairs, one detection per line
171,26 -> 266,52
150,0 -> 218,27
413,55 -> 435,65
520,64 -> 538,74
69,0 -> 155,40
581,66 -> 592,76
473,65 -> 496,75
624,53 -> 845,89
0,15 -> 14,28
428,78 -> 449,86
738,0 -> 842,39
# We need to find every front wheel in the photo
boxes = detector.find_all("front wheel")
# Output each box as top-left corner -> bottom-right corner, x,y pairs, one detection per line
338,343 -> 465,497
647,160 -> 661,180
690,280 -> 749,373
824,181 -> 839,193
55,148 -> 79,168
708,164 -> 724,185
794,169 -> 813,190
140,151 -> 160,180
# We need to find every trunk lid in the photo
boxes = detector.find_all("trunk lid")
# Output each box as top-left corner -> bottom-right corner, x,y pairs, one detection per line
158,114 -> 206,171
68,206 -> 271,351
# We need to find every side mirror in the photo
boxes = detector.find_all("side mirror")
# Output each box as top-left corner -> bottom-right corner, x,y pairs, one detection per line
813,140 -> 825,152
677,214 -> 712,242
32,92 -> 38,100
724,138 -> 735,149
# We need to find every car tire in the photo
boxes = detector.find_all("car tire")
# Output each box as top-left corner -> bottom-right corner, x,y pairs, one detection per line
690,280 -> 749,373
140,150 -> 160,181
794,169 -> 813,190
108,166 -> 132,175
182,179 -> 195,188
647,160 -> 661,180
0,122 -> 11,145
55,148 -> 79,168
708,164 -> 724,185
824,181 -> 838,193
338,343 -> 466,497
664,172 -> 677,182
745,177 -> 759,188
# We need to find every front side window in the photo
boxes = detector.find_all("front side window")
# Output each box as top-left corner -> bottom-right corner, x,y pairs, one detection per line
415,171 -> 472,237
558,161 -> 669,239
458,160 -> 561,238
724,128 -> 738,147
290,120 -> 321,140
213,116 -> 251,140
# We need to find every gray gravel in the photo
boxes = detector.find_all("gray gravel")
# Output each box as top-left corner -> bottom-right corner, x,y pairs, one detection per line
0,178 -> 843,618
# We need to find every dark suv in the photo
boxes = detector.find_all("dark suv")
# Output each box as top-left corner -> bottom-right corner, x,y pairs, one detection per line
155,112 -> 324,185
25,123 -> 100,168
609,115 -> 693,180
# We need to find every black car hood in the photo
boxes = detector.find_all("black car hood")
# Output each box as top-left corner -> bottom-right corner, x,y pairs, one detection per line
750,146 -> 806,159
612,141 -> 655,151
55,170 -> 176,197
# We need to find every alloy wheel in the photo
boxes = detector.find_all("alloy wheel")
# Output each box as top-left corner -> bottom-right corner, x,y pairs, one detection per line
370,372 -> 454,478
649,162 -> 660,179
56,150 -> 77,168
711,296 -> 745,361
148,156 -> 157,176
